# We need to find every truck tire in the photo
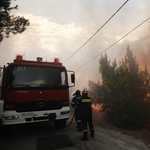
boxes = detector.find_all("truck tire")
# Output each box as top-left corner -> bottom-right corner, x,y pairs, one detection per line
0,124 -> 12,137
54,119 -> 66,129
0,119 -> 2,132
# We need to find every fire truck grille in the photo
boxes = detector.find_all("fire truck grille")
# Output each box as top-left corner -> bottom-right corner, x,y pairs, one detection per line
5,100 -> 68,112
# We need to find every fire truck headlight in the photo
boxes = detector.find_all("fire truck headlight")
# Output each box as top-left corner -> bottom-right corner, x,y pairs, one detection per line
63,101 -> 69,106
60,111 -> 70,115
4,116 -> 19,120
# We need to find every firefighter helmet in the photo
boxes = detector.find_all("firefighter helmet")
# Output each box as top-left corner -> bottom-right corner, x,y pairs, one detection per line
82,89 -> 88,94
76,89 -> 80,92
73,89 -> 81,96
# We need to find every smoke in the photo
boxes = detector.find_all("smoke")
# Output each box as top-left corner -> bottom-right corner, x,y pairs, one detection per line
0,0 -> 150,93
131,29 -> 150,71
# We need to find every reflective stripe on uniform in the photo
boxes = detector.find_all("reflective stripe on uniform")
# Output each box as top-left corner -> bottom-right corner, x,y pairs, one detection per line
77,120 -> 82,123
71,102 -> 75,104
83,130 -> 88,132
77,97 -> 81,99
90,129 -> 94,131
82,99 -> 92,103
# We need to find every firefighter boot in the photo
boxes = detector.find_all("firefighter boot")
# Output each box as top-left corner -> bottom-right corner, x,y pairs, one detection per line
77,122 -> 82,132
90,130 -> 94,137
81,132 -> 87,141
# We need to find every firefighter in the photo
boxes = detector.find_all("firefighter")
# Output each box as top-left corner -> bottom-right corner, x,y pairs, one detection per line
79,89 -> 94,141
71,89 -> 82,131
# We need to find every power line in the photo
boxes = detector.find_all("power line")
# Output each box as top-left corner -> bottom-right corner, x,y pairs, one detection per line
75,16 -> 150,71
63,0 -> 129,64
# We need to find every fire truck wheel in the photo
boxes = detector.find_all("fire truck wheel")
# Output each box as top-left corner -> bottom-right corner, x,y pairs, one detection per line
0,124 -> 12,137
0,119 -> 2,126
0,119 -> 2,131
54,119 -> 66,129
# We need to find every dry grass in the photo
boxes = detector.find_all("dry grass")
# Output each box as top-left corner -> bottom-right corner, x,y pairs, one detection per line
92,108 -> 150,146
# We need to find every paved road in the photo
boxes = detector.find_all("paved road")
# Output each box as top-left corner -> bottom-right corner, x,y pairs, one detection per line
0,119 -> 150,150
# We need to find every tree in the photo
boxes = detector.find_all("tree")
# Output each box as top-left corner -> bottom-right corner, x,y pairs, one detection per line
89,47 -> 150,130
88,80 -> 103,106
0,0 -> 29,42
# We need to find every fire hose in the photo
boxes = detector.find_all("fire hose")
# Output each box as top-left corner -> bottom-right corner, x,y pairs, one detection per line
65,111 -> 75,127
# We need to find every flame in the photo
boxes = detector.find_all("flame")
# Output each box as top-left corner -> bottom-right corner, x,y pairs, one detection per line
92,104 -> 102,110
74,62 -> 77,68
76,72 -> 89,85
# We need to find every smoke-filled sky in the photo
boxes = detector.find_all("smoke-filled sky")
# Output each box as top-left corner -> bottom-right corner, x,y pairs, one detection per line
0,0 -> 150,94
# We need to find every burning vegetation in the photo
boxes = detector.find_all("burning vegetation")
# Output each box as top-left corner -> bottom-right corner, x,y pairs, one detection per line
89,47 -> 150,130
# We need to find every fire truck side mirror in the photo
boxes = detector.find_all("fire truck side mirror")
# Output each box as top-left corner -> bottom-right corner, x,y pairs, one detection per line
67,70 -> 75,87
71,74 -> 75,83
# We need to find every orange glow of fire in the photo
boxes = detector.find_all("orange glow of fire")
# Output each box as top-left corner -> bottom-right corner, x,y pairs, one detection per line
74,62 -> 77,68
76,72 -> 89,84
92,104 -> 102,110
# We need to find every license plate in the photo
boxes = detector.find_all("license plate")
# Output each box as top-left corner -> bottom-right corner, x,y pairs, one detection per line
22,113 -> 34,117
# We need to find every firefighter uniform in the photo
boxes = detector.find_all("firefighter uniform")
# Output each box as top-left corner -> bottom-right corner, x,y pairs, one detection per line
78,90 -> 94,141
71,89 -> 82,131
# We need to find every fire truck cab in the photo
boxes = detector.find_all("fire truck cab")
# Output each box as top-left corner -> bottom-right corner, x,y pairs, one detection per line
0,56 -> 75,129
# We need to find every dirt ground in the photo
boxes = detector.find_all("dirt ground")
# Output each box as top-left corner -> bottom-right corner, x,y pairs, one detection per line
92,108 -> 150,147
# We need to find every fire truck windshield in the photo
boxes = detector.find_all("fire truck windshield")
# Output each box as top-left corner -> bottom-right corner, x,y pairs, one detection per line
8,66 -> 68,89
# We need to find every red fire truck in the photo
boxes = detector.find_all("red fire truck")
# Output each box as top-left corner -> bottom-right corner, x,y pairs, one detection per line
0,55 -> 75,129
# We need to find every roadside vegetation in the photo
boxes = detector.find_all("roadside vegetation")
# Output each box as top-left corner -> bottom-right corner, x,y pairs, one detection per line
89,46 -> 150,130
